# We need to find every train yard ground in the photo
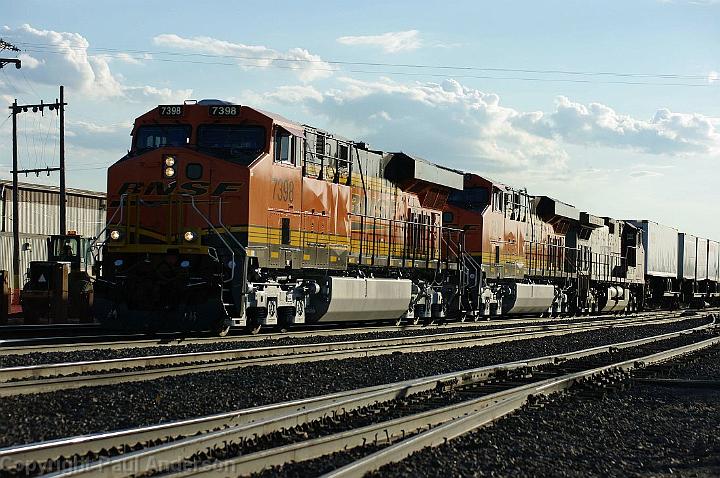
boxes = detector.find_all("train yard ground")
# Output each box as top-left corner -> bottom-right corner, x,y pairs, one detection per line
0,311 -> 719,477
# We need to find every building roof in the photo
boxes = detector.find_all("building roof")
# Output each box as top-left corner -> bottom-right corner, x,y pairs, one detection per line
0,179 -> 106,198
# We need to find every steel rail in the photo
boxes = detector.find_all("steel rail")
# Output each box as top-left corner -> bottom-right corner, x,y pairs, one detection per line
0,314 -> 696,396
4,308 -> 705,354
8,321 -> 715,477
184,333 -> 720,478
0,310 -> 664,355
0,313 -> 687,377
318,333 -> 720,478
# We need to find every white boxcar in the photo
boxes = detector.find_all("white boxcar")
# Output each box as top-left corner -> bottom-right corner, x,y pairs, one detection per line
631,220 -> 678,278
697,237 -> 709,280
678,233 -> 697,280
709,240 -> 720,282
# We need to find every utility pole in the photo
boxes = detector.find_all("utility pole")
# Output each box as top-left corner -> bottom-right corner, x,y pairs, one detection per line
59,86 -> 66,235
0,39 -> 21,69
11,100 -> 19,292
9,87 -> 68,290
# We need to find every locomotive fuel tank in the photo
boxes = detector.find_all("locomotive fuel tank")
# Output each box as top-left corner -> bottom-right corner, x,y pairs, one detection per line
309,276 -> 413,322
501,283 -> 555,315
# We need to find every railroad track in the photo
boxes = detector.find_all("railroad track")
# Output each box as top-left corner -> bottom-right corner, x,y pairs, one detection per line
0,311 -> 700,397
0,323 -> 106,341
3,320 -> 716,477
1,308 -> 708,354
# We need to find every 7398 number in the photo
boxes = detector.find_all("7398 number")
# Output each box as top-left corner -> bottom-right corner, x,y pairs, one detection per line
272,178 -> 294,202
210,105 -> 239,116
159,105 -> 183,116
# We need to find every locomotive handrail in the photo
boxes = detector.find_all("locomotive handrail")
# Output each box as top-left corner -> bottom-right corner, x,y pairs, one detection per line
217,197 -> 247,254
89,193 -> 126,262
182,194 -> 236,283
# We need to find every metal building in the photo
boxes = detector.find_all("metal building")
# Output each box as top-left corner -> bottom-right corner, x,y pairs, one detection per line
0,180 -> 106,283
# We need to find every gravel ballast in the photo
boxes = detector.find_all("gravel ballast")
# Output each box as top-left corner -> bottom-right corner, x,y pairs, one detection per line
374,382 -> 720,477
0,317 -> 711,448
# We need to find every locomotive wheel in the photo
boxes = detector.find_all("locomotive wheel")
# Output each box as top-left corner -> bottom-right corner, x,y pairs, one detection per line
277,307 -> 295,333
245,307 -> 266,335
212,318 -> 232,337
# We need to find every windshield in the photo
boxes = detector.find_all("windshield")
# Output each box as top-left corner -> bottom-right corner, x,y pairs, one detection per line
197,125 -> 266,162
448,187 -> 490,211
135,125 -> 191,151
53,237 -> 79,260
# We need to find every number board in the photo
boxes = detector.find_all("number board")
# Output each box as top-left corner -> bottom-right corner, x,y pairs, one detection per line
209,105 -> 240,117
159,105 -> 183,117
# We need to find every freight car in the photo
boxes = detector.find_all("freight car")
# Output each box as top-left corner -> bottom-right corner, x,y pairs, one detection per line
92,101 -> 720,335
92,101 -> 473,334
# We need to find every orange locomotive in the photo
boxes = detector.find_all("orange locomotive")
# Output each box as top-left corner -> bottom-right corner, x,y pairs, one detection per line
444,172 -> 646,316
94,101 -> 473,334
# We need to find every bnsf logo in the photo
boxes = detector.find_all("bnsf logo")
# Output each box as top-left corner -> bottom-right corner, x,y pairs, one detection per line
118,181 -> 243,196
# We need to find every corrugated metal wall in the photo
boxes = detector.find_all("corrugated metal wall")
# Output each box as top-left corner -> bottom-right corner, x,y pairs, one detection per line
0,233 -> 52,282
0,181 -> 106,282
1,184 -> 106,237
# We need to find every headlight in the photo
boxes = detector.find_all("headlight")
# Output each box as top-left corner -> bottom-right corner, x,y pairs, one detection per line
164,156 -> 176,167
110,230 -> 121,241
164,167 -> 176,178
114,259 -> 124,267
183,231 -> 196,242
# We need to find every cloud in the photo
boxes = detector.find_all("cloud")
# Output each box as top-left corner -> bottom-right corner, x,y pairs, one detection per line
65,120 -> 130,151
515,96 -> 720,155
0,24 -> 190,102
629,170 -> 664,178
258,78 -> 720,181
264,77 -> 568,175
265,85 -> 324,103
110,52 -> 152,65
337,30 -> 422,53
153,34 -> 332,82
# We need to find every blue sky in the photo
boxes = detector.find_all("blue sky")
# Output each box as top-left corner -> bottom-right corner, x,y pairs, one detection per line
1,0 -> 719,237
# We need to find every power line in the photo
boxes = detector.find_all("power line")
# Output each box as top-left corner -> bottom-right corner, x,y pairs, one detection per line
10,40 -> 718,87
0,39 -> 21,69
13,45 -> 716,88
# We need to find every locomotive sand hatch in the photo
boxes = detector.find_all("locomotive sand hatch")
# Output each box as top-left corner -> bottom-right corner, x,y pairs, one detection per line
91,100 -> 720,336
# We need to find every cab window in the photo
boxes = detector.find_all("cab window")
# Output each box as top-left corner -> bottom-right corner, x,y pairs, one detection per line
197,125 -> 266,163
448,187 -> 490,211
492,188 -> 504,212
274,130 -> 294,165
52,238 -> 79,261
135,125 -> 191,151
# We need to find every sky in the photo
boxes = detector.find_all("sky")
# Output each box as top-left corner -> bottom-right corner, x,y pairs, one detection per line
0,0 -> 719,237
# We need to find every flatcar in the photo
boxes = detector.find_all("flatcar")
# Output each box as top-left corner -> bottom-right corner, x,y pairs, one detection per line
92,100 -> 720,335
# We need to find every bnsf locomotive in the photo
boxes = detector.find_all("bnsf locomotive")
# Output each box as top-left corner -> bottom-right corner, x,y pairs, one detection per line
92,100 -> 720,335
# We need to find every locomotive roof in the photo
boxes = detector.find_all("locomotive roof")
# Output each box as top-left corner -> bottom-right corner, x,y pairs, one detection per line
385,152 -> 464,190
